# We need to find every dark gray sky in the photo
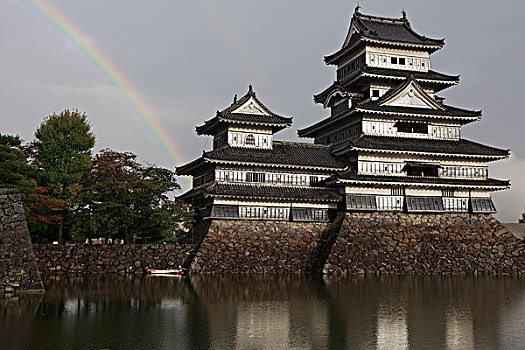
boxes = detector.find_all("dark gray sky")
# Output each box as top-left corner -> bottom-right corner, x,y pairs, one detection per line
1,0 -> 524,222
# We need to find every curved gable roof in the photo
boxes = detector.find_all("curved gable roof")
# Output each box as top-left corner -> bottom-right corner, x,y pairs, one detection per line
326,8 -> 444,65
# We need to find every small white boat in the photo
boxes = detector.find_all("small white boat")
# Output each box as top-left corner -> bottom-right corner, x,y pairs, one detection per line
147,268 -> 184,276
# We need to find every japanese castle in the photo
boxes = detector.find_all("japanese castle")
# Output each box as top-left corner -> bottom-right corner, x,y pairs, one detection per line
177,7 -> 509,222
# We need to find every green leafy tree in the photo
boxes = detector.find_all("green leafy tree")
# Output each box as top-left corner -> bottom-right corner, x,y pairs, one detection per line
77,149 -> 191,243
0,134 -> 66,242
520,211 -> 525,223
0,134 -> 36,192
33,109 -> 96,243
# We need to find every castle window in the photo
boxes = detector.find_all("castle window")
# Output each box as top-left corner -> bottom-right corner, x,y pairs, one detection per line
399,58 -> 406,65
442,189 -> 454,197
396,121 -> 428,134
245,134 -> 255,146
391,57 -> 398,64
213,132 -> 227,149
246,172 -> 265,183
372,89 -> 380,98
405,165 -> 439,177
391,187 -> 404,196
309,176 -> 320,185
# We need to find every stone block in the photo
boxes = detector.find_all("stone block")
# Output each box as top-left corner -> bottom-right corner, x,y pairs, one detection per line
0,188 -> 44,293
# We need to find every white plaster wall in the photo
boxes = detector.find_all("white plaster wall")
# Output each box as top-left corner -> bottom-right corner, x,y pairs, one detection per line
345,186 -> 391,195
366,46 -> 429,59
228,131 -> 272,149
358,152 -> 491,167
362,120 -> 461,140
213,198 -> 335,209
405,188 -> 442,196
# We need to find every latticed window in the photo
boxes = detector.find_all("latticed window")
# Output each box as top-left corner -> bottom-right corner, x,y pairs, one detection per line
391,187 -> 404,196
245,134 -> 255,145
213,132 -> 227,149
396,122 -> 428,134
406,166 -> 438,177
442,189 -> 455,197
309,176 -> 320,185
246,172 -> 265,183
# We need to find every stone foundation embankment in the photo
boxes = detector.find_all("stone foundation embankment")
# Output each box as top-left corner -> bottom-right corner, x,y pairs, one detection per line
33,243 -> 197,274
29,213 -> 525,275
0,189 -> 43,295
324,212 -> 525,275
190,218 -> 343,273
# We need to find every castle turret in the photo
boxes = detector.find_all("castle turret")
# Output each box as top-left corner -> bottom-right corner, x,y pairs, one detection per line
298,7 -> 509,213
177,86 -> 344,222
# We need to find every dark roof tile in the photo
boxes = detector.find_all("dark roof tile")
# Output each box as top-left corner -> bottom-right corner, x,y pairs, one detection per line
325,10 -> 444,64
219,113 -> 292,125
314,68 -> 459,104
332,169 -> 509,188
357,102 -> 480,118
206,142 -> 345,168
179,182 -> 342,202
195,86 -> 292,135
177,141 -> 346,174
344,135 -> 509,157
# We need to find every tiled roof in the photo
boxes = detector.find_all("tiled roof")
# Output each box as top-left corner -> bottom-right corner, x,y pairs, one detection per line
313,83 -> 362,105
331,169 -> 509,188
356,102 -> 480,118
325,10 -> 444,64
176,141 -> 346,175
313,68 -> 459,104
298,102 -> 480,138
195,86 -> 292,135
344,135 -> 509,157
355,77 -> 479,118
352,14 -> 444,45
359,67 -> 459,83
208,142 -> 344,167
218,113 -> 292,124
179,182 -> 342,202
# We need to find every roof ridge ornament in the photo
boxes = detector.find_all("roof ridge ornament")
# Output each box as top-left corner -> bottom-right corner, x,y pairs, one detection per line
401,9 -> 407,21
248,84 -> 256,97
233,94 -> 237,104
355,3 -> 361,14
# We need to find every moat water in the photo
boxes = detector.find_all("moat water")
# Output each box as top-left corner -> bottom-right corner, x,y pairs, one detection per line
1,275 -> 524,350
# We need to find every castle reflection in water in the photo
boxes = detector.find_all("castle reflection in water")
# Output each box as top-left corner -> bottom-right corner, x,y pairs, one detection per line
1,275 -> 524,349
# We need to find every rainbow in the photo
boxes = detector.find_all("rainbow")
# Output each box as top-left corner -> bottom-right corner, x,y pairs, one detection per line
18,0 -> 191,188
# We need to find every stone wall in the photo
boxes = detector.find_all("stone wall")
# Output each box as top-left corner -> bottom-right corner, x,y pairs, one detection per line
33,243 -> 197,274
324,212 -> 525,275
30,213 -> 525,275
190,218 -> 343,273
0,189 -> 43,295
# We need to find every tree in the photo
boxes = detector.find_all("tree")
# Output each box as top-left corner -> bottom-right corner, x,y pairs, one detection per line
24,186 -> 68,243
77,149 -> 191,243
0,134 -> 36,192
0,134 -> 66,242
520,211 -> 525,223
33,109 -> 96,243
